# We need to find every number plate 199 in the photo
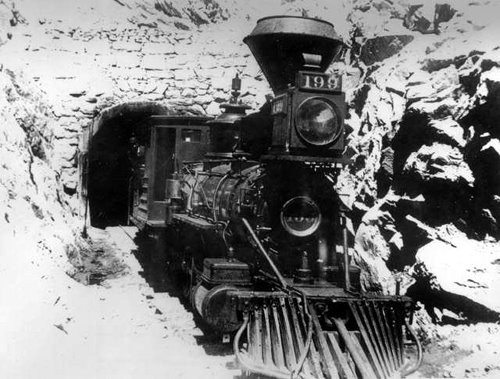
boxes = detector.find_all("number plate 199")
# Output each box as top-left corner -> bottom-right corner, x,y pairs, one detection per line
298,72 -> 341,92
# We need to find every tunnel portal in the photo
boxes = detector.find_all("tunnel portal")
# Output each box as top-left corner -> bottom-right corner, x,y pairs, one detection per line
86,102 -> 170,229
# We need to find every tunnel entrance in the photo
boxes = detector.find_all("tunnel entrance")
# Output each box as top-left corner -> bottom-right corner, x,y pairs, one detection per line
85,102 -> 171,229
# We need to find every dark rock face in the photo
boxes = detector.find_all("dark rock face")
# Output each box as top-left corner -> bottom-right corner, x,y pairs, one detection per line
376,145 -> 394,197
359,35 -> 414,66
404,3 -> 456,34
343,1 -> 500,321
404,5 -> 433,34
464,68 -> 500,139
401,143 -> 474,218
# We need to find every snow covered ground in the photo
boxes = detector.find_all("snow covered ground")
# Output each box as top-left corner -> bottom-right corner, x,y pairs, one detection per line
0,226 -> 238,379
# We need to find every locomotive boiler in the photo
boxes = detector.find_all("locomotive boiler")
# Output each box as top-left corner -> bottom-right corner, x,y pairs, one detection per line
129,16 -> 422,379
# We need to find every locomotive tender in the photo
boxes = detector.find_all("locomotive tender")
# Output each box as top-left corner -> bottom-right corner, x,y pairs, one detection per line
129,16 -> 422,379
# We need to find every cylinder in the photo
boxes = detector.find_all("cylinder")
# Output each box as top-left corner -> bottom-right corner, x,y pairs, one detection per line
191,284 -> 242,333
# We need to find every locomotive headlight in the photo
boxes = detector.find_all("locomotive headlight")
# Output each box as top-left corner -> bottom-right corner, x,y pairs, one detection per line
295,98 -> 341,146
280,196 -> 321,237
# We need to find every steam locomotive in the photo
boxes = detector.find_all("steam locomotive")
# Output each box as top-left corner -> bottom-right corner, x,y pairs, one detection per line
129,16 -> 422,379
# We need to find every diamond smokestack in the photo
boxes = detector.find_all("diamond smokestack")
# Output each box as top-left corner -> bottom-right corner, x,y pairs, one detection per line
243,16 -> 344,94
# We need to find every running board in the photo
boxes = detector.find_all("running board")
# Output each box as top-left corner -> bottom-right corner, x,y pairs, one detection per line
233,295 -> 422,379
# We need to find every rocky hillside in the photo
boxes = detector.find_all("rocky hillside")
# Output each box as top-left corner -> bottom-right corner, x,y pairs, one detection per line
0,65 -> 79,271
339,0 -> 500,325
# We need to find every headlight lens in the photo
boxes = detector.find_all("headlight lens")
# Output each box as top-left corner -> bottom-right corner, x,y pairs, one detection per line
295,98 -> 340,146
280,196 -> 321,237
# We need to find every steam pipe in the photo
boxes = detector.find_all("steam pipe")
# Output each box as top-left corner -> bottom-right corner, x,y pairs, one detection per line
212,173 -> 229,222
341,214 -> 350,291
402,319 -> 423,376
241,217 -> 288,289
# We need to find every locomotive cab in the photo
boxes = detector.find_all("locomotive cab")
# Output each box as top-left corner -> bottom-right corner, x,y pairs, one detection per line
129,116 -> 211,230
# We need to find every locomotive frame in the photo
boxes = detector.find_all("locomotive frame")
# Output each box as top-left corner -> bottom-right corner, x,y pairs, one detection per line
124,15 -> 422,379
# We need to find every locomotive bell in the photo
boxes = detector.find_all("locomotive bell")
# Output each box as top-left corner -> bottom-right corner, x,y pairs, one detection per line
244,16 -> 347,159
207,74 -> 251,156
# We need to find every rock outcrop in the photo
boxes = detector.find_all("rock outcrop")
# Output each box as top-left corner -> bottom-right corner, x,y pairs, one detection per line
0,66 -> 80,263
409,236 -> 500,322
343,0 -> 500,324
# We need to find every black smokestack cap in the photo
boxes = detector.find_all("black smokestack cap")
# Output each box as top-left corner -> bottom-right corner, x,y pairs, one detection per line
244,16 -> 344,93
